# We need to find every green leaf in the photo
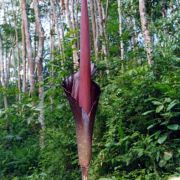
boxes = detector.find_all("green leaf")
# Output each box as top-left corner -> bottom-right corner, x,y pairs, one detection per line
12,177 -> 18,180
163,151 -> 173,161
147,123 -> 157,130
164,98 -> 171,103
159,159 -> 167,167
167,100 -> 178,111
142,110 -> 154,115
152,101 -> 162,105
138,149 -> 144,157
158,134 -> 168,144
167,124 -> 179,131
156,105 -> 164,113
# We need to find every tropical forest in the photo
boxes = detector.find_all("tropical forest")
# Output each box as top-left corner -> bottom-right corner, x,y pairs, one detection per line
0,0 -> 179,179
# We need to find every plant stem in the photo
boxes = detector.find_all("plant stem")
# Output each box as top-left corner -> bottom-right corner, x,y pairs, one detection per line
82,175 -> 88,180
81,166 -> 88,180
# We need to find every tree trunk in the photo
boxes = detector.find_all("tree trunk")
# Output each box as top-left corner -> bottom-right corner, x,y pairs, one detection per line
50,0 -> 64,59
94,0 -> 100,54
33,0 -> 45,149
50,0 -> 56,60
12,1 -> 21,100
97,0 -> 108,58
90,0 -> 98,59
21,0 -> 35,95
139,0 -> 153,66
131,17 -> 137,52
117,0 -> 124,61
71,0 -> 79,67
0,35 -> 8,109
65,0 -> 78,67
21,22 -> 27,93
105,0 -> 109,21
97,0 -> 109,74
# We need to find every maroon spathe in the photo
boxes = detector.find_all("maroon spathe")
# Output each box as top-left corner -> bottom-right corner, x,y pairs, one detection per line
62,0 -> 101,178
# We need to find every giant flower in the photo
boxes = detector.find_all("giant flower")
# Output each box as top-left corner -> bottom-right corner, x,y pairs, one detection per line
62,0 -> 100,179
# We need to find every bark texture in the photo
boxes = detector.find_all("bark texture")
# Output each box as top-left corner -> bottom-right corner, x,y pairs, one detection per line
0,35 -> 8,109
63,0 -> 78,67
90,0 -> 98,59
139,0 -> 153,66
117,0 -> 124,60
21,22 -> 27,93
21,0 -> 35,94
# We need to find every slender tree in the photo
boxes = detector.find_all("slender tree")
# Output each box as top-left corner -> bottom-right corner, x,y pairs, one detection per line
21,22 -> 27,93
139,0 -> 153,66
20,0 -> 35,95
33,0 -> 45,149
90,0 -> 98,59
50,0 -> 64,57
97,0 -> 108,58
117,0 -> 124,61
11,1 -> 21,100
64,0 -> 78,67
0,35 -> 8,109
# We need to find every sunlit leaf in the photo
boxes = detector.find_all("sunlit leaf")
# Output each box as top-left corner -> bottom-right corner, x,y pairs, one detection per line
152,101 -> 162,105
163,151 -> 173,161
142,110 -> 154,115
167,100 -> 178,111
158,134 -> 168,144
156,105 -> 164,113
167,124 -> 179,131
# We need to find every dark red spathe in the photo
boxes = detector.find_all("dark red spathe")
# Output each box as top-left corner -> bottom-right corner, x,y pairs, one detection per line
62,0 -> 100,178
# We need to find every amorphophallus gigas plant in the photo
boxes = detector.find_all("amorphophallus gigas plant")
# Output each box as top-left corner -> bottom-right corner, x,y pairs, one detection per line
62,0 -> 101,179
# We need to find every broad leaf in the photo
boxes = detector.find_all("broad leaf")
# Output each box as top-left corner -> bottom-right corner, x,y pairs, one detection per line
167,124 -> 179,131
164,151 -> 173,161
158,134 -> 168,144
167,100 -> 178,111
156,105 -> 164,113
